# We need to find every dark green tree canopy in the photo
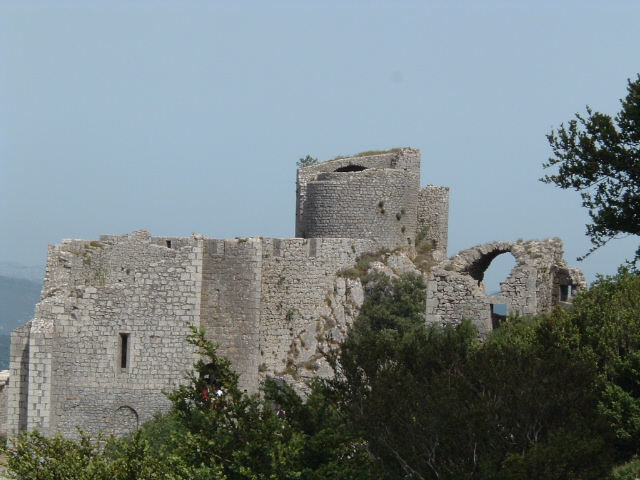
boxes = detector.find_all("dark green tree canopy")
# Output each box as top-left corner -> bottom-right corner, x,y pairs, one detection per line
542,74 -> 640,264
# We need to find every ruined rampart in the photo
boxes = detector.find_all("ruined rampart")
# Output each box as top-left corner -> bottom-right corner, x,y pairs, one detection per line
426,239 -> 586,331
5,147 -> 585,439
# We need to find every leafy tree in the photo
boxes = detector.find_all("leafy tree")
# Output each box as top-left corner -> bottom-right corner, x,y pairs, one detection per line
4,429 -> 163,480
296,155 -> 318,168
329,273 -> 487,479
160,326 -> 378,478
474,315 -> 614,480
555,268 -> 640,458
157,326 -> 309,479
329,272 -> 618,479
263,379 -> 382,480
612,457 -> 640,480
542,74 -> 640,263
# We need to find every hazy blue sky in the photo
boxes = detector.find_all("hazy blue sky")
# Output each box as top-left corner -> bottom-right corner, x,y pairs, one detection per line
1,1 -> 639,286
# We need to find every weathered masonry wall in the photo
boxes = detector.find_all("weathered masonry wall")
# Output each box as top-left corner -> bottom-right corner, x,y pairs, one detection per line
8,231 -> 203,440
418,186 -> 450,261
303,169 -> 419,249
425,239 -> 586,332
296,148 -> 421,239
7,324 -> 30,435
258,237 -> 374,382
200,238 -> 263,394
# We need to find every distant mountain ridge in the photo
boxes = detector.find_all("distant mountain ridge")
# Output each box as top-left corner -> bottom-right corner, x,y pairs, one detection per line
0,266 -> 43,370
0,261 -> 45,283
0,275 -> 41,333
0,336 -> 10,370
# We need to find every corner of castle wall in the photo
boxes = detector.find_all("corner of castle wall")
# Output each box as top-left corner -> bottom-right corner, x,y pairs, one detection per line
417,185 -> 450,259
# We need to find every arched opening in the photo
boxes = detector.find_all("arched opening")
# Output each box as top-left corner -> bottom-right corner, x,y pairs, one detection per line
484,252 -> 517,330
113,406 -> 138,436
482,252 -> 517,294
334,165 -> 367,172
464,249 -> 515,289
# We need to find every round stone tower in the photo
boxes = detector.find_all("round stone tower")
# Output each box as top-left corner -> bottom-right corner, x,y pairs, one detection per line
296,148 -> 421,249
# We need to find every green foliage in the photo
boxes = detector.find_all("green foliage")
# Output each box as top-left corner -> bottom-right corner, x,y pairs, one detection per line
542,74 -> 640,263
4,429 -> 163,480
296,155 -> 318,168
413,226 -> 437,272
152,326 -> 306,479
161,325 -> 378,479
338,248 -> 393,280
500,428 -> 611,480
5,430 -> 108,480
330,272 -> 633,479
612,457 -> 640,480
332,148 -> 402,160
136,410 -> 187,456
556,268 -> 640,456
263,379 -> 382,480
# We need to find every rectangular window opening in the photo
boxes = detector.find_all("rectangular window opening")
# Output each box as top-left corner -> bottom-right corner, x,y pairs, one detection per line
120,333 -> 130,369
560,284 -> 569,302
490,303 -> 507,330
166,240 -> 172,248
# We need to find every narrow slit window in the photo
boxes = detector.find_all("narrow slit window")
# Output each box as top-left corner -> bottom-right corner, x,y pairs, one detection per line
166,240 -> 172,248
120,333 -> 130,369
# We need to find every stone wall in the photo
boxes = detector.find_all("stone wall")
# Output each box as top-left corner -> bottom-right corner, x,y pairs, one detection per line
5,147 -> 587,440
200,238 -> 263,394
7,324 -> 30,436
302,169 -> 419,249
425,239 -> 587,333
552,266 -> 586,308
296,148 -> 421,238
7,231 -> 203,440
258,237 -> 374,384
418,186 -> 450,261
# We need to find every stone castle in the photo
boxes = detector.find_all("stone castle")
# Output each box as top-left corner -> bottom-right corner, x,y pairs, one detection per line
4,148 -> 585,439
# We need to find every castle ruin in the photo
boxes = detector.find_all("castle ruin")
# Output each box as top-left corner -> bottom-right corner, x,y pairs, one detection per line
6,148 -> 585,439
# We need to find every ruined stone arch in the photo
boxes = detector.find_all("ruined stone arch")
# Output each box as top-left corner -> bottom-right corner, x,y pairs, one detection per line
482,251 -> 519,295
447,242 -> 519,285
429,238 -> 586,332
465,248 -> 514,285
